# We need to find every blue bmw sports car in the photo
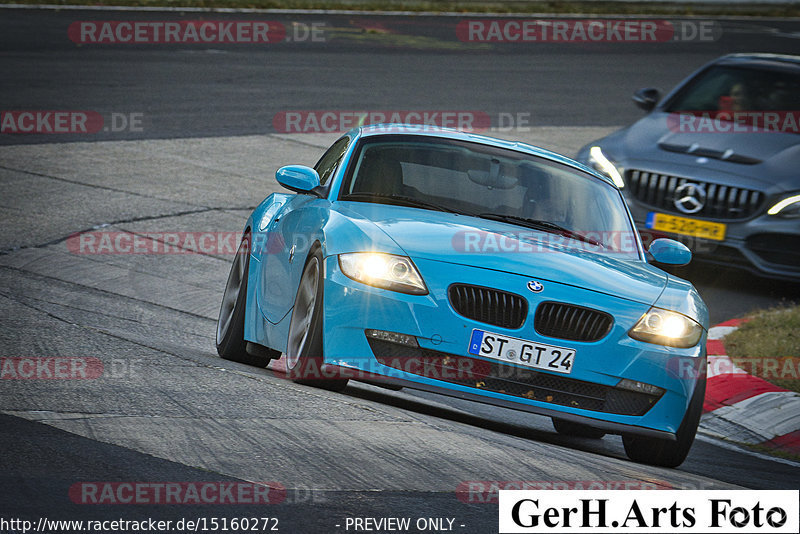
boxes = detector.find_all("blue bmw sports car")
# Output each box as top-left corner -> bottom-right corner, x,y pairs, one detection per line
216,125 -> 709,467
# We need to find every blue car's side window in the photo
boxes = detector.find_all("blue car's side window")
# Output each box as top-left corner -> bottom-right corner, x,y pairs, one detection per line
314,137 -> 350,187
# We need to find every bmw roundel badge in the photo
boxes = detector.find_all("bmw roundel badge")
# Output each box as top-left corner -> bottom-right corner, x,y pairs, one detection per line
527,280 -> 544,293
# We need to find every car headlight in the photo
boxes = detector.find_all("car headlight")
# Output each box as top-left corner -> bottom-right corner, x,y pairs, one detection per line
767,193 -> 800,218
588,146 -> 625,189
629,308 -> 703,348
338,252 -> 428,295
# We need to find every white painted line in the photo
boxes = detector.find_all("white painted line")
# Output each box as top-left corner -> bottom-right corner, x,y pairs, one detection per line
700,411 -> 768,443
708,325 -> 738,340
707,355 -> 749,378
710,390 -> 800,440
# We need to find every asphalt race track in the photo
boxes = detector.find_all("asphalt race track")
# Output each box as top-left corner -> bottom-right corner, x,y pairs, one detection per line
1,6 -> 800,533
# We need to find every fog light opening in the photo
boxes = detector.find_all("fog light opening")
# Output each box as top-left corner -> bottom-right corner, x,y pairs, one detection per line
365,329 -> 419,347
617,379 -> 665,397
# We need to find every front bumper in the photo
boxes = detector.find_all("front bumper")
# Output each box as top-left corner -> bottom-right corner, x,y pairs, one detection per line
626,199 -> 800,281
321,255 -> 706,439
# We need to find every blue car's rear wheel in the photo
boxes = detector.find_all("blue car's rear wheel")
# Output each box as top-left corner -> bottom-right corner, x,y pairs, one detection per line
216,233 -> 278,367
622,375 -> 706,468
286,249 -> 349,392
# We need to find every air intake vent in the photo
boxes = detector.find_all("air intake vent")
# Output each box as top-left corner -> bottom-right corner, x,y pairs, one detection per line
626,169 -> 763,220
448,284 -> 527,329
368,338 -> 660,416
535,302 -> 613,342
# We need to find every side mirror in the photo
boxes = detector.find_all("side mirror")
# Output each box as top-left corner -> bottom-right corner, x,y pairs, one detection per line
648,238 -> 691,266
276,165 -> 322,195
632,88 -> 661,112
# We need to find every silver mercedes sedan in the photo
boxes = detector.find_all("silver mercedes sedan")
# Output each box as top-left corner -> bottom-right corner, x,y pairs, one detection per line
577,53 -> 800,281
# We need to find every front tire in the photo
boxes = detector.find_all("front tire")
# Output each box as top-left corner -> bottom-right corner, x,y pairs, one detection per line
216,233 -> 278,367
622,377 -> 706,468
285,249 -> 349,392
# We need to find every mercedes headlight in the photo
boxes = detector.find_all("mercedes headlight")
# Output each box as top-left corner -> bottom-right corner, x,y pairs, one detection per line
767,193 -> 800,218
629,308 -> 703,348
339,253 -> 427,295
588,146 -> 625,189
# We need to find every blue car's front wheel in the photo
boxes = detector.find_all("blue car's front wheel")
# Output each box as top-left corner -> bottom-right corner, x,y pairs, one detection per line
286,248 -> 349,392
622,376 -> 706,468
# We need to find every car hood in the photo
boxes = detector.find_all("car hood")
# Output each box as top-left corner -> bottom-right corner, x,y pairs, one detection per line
336,202 -> 667,306
597,112 -> 800,189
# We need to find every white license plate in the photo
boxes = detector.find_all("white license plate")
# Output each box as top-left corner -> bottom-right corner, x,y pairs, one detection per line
467,329 -> 575,374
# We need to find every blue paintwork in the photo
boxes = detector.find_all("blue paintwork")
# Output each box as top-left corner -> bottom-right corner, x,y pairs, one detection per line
336,202 -> 664,305
275,165 -> 321,193
649,238 -> 693,266
236,125 -> 709,439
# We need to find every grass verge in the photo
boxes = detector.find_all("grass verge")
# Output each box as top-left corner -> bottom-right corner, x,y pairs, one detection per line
723,305 -> 800,394
3,0 -> 800,18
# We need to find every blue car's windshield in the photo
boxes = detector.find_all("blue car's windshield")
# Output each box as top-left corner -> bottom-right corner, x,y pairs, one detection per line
339,136 -> 640,257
